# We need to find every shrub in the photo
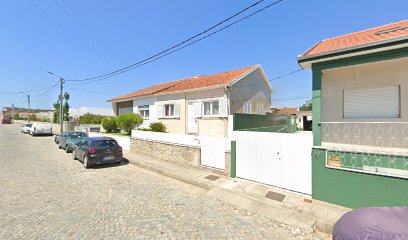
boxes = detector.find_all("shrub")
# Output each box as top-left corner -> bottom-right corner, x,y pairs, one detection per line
137,127 -> 151,131
116,113 -> 143,135
149,122 -> 166,132
102,116 -> 118,133
79,113 -> 105,124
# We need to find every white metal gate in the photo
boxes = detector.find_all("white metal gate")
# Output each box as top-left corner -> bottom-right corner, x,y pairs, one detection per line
235,131 -> 312,195
200,137 -> 226,170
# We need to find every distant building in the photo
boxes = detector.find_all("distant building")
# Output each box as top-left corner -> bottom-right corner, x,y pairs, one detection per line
1,106 -> 54,121
272,107 -> 312,131
69,107 -> 113,120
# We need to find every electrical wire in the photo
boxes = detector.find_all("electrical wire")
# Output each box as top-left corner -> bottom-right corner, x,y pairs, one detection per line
65,0 -> 284,82
58,0 -> 127,64
32,81 -> 60,97
27,0 -> 111,65
0,85 -> 59,95
272,95 -> 311,101
65,87 -> 125,95
53,0 -> 126,65
235,68 -> 302,88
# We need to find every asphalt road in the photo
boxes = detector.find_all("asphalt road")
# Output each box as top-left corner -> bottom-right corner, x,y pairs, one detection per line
0,124 -> 323,239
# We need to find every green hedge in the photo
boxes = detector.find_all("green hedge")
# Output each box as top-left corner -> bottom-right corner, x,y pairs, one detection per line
79,113 -> 106,124
116,113 -> 143,135
102,116 -> 118,133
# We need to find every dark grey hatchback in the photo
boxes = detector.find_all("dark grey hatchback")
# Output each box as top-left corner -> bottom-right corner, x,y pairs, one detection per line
72,137 -> 123,168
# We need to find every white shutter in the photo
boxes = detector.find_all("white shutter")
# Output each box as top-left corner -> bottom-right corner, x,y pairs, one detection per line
157,104 -> 164,118
193,102 -> 202,117
174,104 -> 180,118
344,86 -> 400,118
219,99 -> 227,116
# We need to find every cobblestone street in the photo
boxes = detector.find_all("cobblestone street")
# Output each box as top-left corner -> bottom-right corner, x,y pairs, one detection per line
0,125 -> 326,239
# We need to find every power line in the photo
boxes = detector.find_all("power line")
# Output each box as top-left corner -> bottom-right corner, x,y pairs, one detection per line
32,81 -> 60,97
272,95 -> 311,101
235,68 -> 302,88
65,87 -> 124,95
53,0 -> 126,65
65,0 -> 284,82
27,0 -> 111,65
0,85 -> 59,95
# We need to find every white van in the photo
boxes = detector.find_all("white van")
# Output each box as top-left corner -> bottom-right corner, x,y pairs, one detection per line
30,122 -> 53,136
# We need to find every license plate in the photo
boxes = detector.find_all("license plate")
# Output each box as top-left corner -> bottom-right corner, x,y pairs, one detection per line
103,156 -> 114,161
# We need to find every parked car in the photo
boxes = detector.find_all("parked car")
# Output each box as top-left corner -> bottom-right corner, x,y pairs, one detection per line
20,123 -> 33,133
72,137 -> 123,168
58,131 -> 88,153
2,117 -> 12,124
30,122 -> 53,136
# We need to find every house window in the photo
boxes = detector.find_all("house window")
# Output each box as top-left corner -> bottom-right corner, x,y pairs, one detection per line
203,100 -> 220,116
164,104 -> 175,117
343,85 -> 400,118
256,104 -> 264,114
244,101 -> 252,114
139,105 -> 149,119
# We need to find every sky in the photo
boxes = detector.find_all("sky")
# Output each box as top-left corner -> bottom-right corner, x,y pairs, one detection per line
0,0 -> 407,111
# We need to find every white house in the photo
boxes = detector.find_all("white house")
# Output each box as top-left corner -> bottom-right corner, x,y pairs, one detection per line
109,64 -> 272,137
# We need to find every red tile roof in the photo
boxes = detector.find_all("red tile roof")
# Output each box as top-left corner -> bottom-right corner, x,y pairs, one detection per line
275,107 -> 298,115
110,65 -> 256,101
302,20 -> 408,57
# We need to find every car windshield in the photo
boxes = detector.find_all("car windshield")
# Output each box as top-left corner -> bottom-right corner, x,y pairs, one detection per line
26,124 -> 32,127
67,132 -> 88,138
92,140 -> 118,148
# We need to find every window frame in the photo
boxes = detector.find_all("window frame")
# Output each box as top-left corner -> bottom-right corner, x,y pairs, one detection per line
138,105 -> 150,119
243,101 -> 252,114
256,104 -> 264,115
202,100 -> 220,117
164,104 -> 175,117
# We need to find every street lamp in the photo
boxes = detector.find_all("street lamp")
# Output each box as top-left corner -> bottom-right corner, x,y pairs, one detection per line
47,71 -> 65,134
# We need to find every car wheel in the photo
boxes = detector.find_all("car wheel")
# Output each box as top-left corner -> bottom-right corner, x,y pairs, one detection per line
72,150 -> 77,160
65,146 -> 70,153
83,156 -> 90,169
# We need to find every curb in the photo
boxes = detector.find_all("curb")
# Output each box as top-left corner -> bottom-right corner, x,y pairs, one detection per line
128,157 -> 334,235
128,159 -> 214,190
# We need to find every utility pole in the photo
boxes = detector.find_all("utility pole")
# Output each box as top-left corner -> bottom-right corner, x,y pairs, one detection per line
59,77 -> 65,134
27,94 -> 30,123
47,71 -> 65,134
19,92 -> 31,123
11,104 -> 14,119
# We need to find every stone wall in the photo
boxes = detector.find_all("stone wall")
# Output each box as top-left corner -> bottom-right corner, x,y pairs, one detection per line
131,138 -> 200,167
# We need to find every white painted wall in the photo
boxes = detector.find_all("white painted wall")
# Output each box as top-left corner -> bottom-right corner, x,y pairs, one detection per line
322,57 -> 408,122
132,130 -> 200,147
133,97 -> 157,128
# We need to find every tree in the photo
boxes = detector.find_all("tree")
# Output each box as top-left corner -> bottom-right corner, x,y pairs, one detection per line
299,99 -> 312,111
116,113 -> 143,135
53,92 -> 70,123
63,92 -> 70,121
79,113 -> 105,124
